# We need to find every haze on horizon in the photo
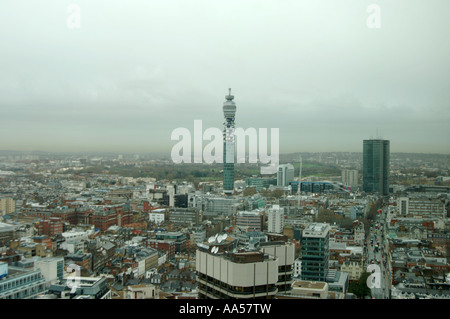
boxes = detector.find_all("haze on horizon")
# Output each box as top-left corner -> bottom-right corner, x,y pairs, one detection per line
0,0 -> 449,155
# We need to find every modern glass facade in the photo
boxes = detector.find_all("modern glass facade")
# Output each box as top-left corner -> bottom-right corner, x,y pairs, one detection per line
223,160 -> 234,194
246,177 -> 277,191
301,223 -> 330,282
363,139 -> 390,196
300,181 -> 338,193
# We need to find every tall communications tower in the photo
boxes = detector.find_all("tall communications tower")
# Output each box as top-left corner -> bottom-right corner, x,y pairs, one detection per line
223,88 -> 236,195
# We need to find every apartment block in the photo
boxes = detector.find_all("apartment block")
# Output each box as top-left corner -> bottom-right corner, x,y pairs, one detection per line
267,205 -> 284,234
0,198 -> 15,215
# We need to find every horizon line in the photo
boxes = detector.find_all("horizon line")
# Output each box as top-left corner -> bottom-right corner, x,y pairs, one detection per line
0,149 -> 449,156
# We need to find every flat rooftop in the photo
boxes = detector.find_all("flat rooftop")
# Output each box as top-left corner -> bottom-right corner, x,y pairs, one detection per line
0,222 -> 17,232
292,280 -> 327,290
303,223 -> 330,237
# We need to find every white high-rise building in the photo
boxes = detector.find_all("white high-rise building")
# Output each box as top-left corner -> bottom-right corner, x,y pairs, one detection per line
341,169 -> 359,188
277,164 -> 294,187
0,198 -> 15,216
268,205 -> 284,234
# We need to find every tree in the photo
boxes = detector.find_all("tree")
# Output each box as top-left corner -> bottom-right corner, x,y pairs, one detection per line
348,272 -> 372,299
271,189 -> 284,198
367,198 -> 383,221
243,187 -> 257,197
260,189 -> 285,199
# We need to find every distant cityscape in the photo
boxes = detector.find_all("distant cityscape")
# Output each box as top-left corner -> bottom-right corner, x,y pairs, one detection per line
1,142 -> 449,300
1,90 -> 449,302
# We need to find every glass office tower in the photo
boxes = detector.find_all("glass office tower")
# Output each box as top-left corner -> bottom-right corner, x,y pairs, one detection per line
301,223 -> 330,282
363,139 -> 390,196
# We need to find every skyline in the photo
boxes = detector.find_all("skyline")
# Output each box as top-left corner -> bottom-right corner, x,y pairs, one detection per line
1,1 -> 449,155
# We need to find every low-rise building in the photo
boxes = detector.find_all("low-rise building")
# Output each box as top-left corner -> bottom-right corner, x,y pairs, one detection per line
0,222 -> 16,246
45,276 -> 111,299
287,280 -> 329,299
340,261 -> 364,282
236,210 -> 264,232
35,257 -> 65,287
0,262 -> 46,299
124,284 -> 157,299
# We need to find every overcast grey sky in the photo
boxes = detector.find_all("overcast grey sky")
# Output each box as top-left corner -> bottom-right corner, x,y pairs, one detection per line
0,0 -> 449,154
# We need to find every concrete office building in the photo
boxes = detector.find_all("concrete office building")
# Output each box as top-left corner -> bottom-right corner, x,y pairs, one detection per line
196,244 -> 279,299
398,196 -> 446,219
0,262 -> 46,299
168,208 -> 200,226
204,196 -> 241,217
35,257 -> 65,288
236,211 -> 264,232
260,240 -> 295,294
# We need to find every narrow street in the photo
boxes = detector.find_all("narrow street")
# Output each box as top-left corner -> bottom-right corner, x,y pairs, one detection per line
366,207 -> 392,299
